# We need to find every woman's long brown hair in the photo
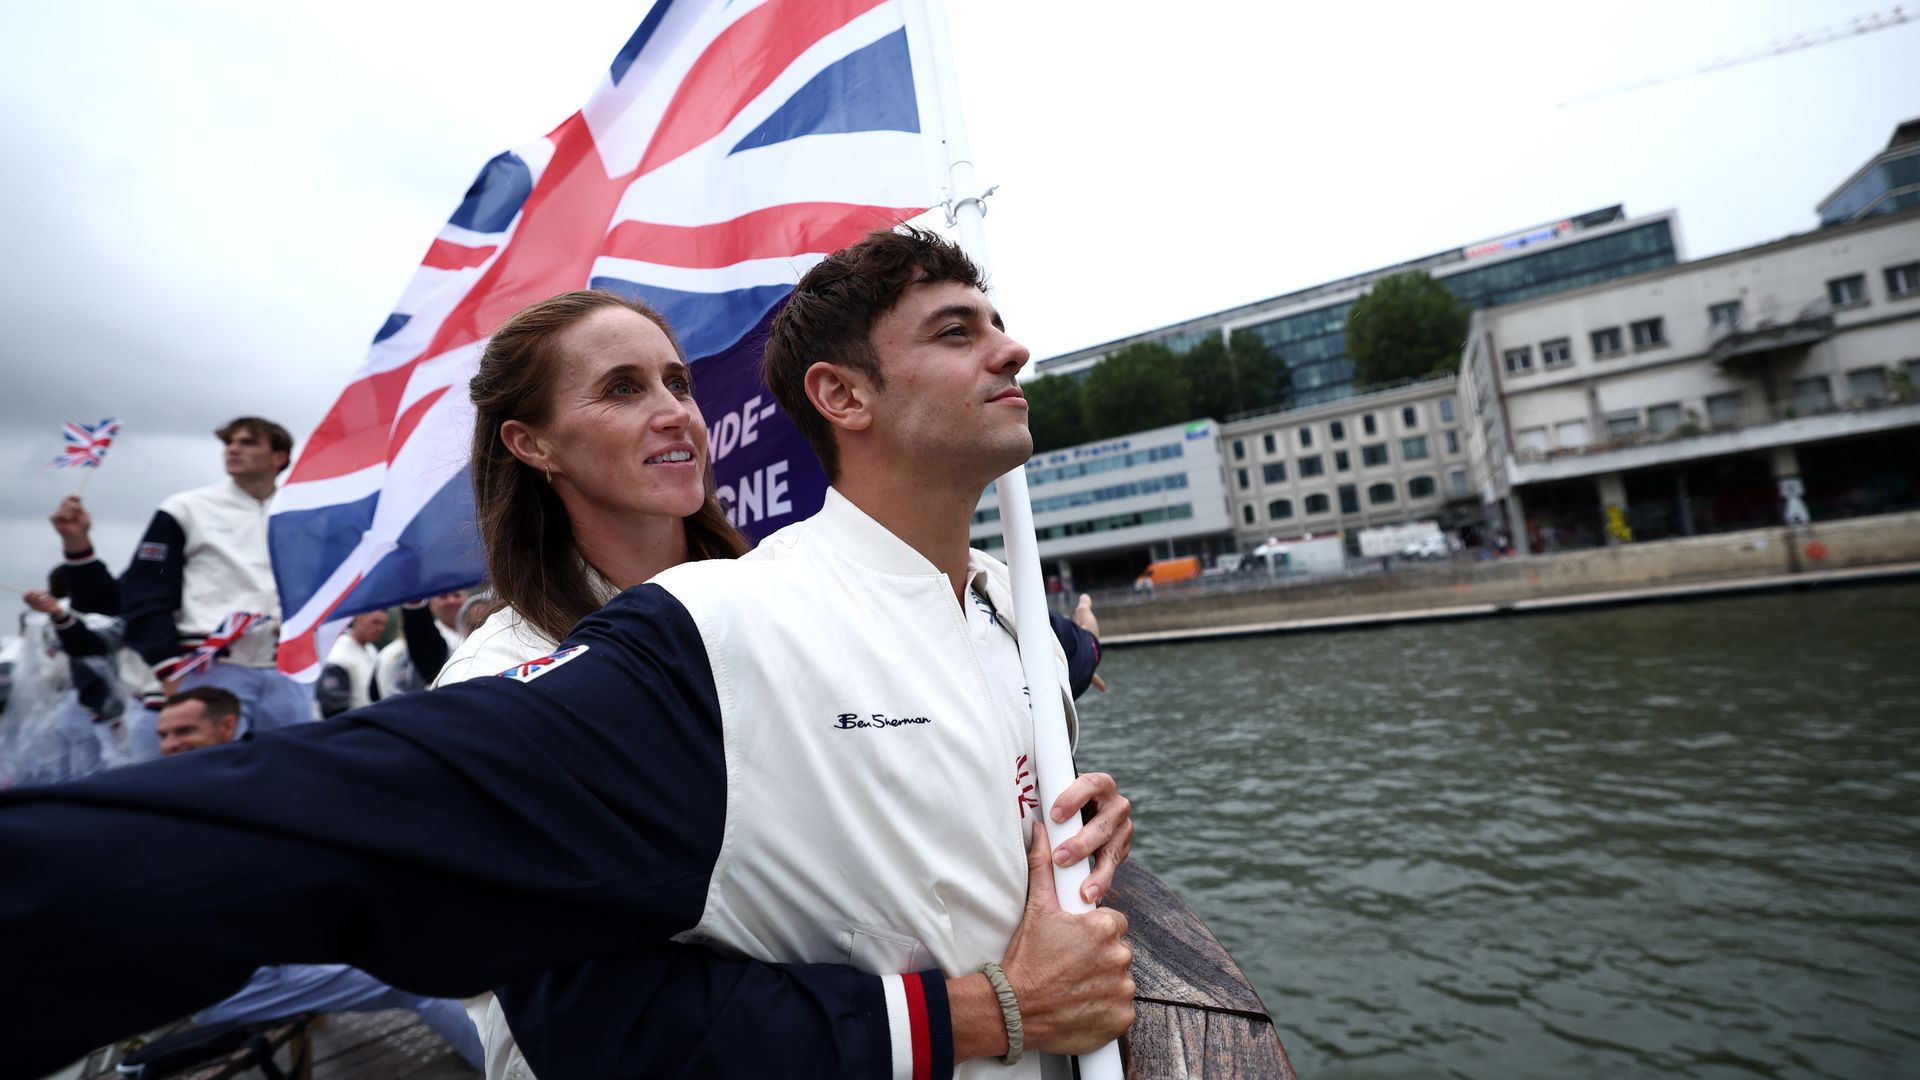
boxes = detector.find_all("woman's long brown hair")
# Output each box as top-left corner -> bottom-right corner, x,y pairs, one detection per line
468,290 -> 749,644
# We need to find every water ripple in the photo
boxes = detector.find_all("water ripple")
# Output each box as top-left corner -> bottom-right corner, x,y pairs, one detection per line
1079,583 -> 1920,1078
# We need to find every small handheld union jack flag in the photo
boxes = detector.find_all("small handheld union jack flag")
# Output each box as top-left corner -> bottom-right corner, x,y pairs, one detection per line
50,418 -> 121,470
157,610 -> 272,682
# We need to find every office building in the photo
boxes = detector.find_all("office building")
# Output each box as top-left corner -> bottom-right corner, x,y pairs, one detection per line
1034,206 -> 1681,407
1219,375 -> 1472,554
969,420 -> 1235,590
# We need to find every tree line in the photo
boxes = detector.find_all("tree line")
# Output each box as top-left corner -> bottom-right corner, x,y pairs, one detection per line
1023,270 -> 1469,455
1024,331 -> 1293,454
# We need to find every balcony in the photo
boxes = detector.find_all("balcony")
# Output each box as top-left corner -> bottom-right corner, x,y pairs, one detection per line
1507,388 -> 1920,484
1710,312 -> 1834,366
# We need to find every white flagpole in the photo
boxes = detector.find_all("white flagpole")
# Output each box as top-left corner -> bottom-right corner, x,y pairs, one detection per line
909,2 -> 1124,1076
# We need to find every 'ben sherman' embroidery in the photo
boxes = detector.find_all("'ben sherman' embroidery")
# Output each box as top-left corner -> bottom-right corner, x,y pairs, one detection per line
834,712 -> 932,731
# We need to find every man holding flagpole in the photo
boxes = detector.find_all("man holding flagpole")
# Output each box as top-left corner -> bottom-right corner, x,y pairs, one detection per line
0,229 -> 1134,1080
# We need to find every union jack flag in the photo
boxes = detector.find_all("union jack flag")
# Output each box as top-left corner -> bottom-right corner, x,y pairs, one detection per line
157,610 -> 272,682
269,0 -> 944,680
50,418 -> 121,470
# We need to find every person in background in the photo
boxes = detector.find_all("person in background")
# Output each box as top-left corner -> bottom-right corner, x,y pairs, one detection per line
107,419 -> 312,735
149,686 -> 483,1067
375,591 -> 465,698
316,611 -> 388,718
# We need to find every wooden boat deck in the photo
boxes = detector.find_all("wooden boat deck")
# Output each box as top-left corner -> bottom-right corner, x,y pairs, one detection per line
1108,862 -> 1297,1079
81,863 -> 1290,1079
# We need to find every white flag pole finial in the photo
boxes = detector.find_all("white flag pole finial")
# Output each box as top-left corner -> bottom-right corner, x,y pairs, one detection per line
908,1 -> 1125,1076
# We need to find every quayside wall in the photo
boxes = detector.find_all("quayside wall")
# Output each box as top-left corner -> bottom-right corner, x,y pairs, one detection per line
1095,510 -> 1920,636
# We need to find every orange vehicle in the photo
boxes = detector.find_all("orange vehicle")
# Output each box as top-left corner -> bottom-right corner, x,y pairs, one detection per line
1139,556 -> 1202,586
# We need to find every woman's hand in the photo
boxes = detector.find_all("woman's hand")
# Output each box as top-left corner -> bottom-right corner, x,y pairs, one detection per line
1047,772 -> 1133,905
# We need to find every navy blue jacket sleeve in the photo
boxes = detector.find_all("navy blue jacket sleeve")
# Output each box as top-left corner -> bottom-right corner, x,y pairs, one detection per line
400,603 -> 450,685
0,586 -> 727,1077
53,616 -> 110,658
62,557 -> 121,616
314,662 -> 354,717
0,584 -> 944,1080
501,950 -> 952,1080
1049,613 -> 1102,700
118,510 -> 188,664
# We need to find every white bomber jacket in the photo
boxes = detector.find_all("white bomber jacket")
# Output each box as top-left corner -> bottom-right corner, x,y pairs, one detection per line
120,479 -> 280,668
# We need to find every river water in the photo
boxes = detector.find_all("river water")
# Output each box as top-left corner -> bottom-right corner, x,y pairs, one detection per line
1076,582 -> 1920,1079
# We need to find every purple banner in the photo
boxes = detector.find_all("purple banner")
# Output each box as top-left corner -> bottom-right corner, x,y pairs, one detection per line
693,299 -> 829,543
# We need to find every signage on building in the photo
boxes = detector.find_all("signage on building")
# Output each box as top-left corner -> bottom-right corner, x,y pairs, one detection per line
1465,219 -> 1574,260
1030,437 -> 1132,468
1184,421 -> 1211,440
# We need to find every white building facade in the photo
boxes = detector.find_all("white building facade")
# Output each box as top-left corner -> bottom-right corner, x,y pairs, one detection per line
1219,375 -> 1473,555
969,420 -> 1236,590
1461,206 -> 1920,551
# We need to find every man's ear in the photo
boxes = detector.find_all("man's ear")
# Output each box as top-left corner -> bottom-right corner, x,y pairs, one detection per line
216,715 -> 239,742
802,361 -> 874,434
499,420 -> 553,470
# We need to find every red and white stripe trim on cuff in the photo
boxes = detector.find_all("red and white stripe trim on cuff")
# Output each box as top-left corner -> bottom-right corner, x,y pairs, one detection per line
879,972 -> 934,1080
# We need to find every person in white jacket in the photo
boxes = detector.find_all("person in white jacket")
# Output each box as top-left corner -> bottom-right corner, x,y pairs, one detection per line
317,611 -> 387,717
1,231 -> 1134,1080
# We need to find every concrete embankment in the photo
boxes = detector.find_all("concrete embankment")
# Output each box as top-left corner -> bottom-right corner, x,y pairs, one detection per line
1097,510 -> 1920,647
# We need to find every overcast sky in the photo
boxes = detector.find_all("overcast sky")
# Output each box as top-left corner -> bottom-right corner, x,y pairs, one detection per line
2,0 -> 1914,631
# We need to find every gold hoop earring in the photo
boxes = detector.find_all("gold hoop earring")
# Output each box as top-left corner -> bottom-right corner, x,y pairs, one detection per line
545,465 -> 553,485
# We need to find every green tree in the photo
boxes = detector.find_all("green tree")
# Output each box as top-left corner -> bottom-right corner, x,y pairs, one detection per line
1228,330 -> 1292,412
1080,341 -> 1190,440
1023,373 -> 1086,454
1345,271 -> 1469,388
1179,336 -> 1240,421
1176,333 -> 1291,421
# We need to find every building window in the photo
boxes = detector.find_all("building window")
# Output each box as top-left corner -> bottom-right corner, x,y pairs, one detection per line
1263,462 -> 1287,484
1337,485 -> 1360,514
1444,429 -> 1460,454
1828,274 -> 1868,308
1554,419 -> 1589,448
1401,436 -> 1430,461
1847,367 -> 1888,401
1334,449 -> 1351,471
1503,346 -> 1535,375
1262,432 -> 1276,454
1330,420 -> 1346,441
1707,391 -> 1744,427
1708,301 -> 1743,334
1536,339 -> 1570,370
1408,475 -> 1437,499
1237,468 -> 1250,490
1305,493 -> 1331,515
1362,413 -> 1377,436
1448,467 -> 1470,498
1888,262 -> 1920,299
1631,318 -> 1667,350
1298,454 -> 1325,478
1792,376 -> 1833,414
1242,504 -> 1256,525
1402,406 -> 1419,429
1367,482 -> 1396,505
1298,426 -> 1314,448
1605,413 -> 1639,438
1647,402 -> 1683,435
1438,398 -> 1455,422
1591,327 -> 1625,358
1361,443 -> 1389,467
1232,440 -> 1246,461
1268,498 -> 1293,520
1516,427 -> 1549,455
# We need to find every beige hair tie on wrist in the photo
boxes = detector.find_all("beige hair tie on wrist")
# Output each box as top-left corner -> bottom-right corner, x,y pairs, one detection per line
978,960 -> 1023,1066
